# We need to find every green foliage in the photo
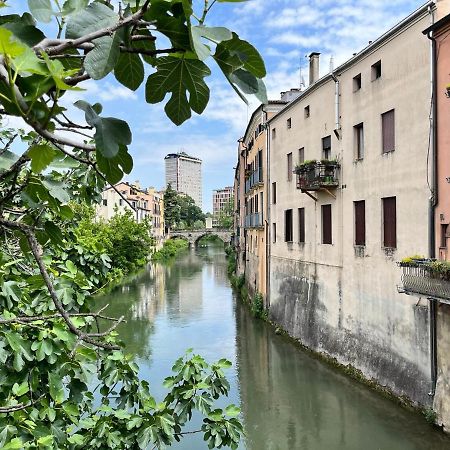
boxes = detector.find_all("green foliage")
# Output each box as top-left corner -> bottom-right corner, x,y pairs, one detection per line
423,407 -> 438,425
251,292 -> 267,320
400,255 -> 426,264
152,238 -> 189,262
0,0 -> 264,446
216,199 -> 234,230
399,257 -> 450,280
164,185 -> 205,230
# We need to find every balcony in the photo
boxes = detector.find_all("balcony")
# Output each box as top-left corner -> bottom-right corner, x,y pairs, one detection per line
245,168 -> 263,194
399,259 -> 450,302
295,160 -> 340,195
244,213 -> 264,229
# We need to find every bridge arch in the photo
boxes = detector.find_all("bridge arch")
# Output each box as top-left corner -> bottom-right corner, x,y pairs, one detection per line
168,229 -> 232,247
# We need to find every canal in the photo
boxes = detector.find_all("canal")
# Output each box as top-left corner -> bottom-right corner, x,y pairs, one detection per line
97,244 -> 450,449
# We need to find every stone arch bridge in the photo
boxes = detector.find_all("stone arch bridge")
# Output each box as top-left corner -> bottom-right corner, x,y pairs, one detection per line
169,229 -> 232,246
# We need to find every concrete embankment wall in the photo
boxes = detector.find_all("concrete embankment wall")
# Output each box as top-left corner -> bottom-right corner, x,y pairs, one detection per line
269,257 -> 432,406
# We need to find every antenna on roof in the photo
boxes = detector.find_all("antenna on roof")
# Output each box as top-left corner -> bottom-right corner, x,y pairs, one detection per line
299,56 -> 306,91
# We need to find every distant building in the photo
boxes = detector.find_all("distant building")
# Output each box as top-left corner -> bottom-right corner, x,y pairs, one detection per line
212,186 -> 234,227
97,181 -> 165,245
165,152 -> 202,209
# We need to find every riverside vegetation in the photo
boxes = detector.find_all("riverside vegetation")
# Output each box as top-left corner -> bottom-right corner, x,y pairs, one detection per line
0,0 -> 267,447
151,239 -> 189,262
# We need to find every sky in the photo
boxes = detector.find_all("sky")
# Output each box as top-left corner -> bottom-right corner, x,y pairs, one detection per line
6,0 -> 424,212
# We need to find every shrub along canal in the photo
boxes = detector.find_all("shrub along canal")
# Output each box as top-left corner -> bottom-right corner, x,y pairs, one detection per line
96,243 -> 450,449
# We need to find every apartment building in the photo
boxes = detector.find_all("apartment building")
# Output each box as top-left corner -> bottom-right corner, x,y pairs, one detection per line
265,1 -> 444,412
165,152 -> 203,208
98,181 -> 165,243
212,186 -> 234,226
236,102 -> 286,300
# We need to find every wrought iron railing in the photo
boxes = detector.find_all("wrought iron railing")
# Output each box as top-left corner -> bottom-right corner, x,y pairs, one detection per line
399,262 -> 450,301
244,168 -> 263,194
295,161 -> 340,191
244,213 -> 264,229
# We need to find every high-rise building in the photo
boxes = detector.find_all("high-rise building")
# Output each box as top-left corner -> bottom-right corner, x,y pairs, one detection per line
212,186 -> 234,226
165,152 -> 202,208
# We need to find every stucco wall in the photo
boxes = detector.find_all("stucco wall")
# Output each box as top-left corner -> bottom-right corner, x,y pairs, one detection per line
268,11 -> 433,406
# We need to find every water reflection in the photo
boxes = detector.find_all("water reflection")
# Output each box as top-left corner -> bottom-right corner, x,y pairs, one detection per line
95,245 -> 450,450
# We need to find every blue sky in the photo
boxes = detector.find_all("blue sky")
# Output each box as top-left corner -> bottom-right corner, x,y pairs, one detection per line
6,0 -> 423,211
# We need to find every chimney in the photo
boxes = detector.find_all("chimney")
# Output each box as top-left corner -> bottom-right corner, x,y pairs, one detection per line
309,52 -> 320,85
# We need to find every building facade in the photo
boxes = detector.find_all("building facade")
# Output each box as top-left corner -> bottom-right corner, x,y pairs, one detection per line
98,181 -> 165,244
236,102 -> 286,300
212,186 -> 234,227
165,152 -> 203,209
234,1 -> 450,423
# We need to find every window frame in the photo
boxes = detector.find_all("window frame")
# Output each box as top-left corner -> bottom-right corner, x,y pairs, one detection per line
287,152 -> 293,182
353,73 -> 362,91
354,200 -> 366,246
321,204 -> 332,245
382,196 -> 397,249
298,207 -> 305,244
371,60 -> 382,81
354,123 -> 364,160
381,109 -> 395,154
284,209 -> 293,243
322,135 -> 331,160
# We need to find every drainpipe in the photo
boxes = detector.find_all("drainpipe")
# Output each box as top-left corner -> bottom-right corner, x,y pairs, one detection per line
331,73 -> 341,139
265,107 -> 271,309
425,4 -> 438,397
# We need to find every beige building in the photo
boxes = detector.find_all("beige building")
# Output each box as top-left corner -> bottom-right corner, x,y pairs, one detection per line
212,186 -> 234,227
98,181 -> 165,244
236,102 -> 286,300
265,2 -> 442,412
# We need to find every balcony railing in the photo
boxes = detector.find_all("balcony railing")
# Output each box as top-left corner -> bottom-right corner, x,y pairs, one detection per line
244,213 -> 264,229
295,161 -> 340,191
245,168 -> 263,194
399,260 -> 450,301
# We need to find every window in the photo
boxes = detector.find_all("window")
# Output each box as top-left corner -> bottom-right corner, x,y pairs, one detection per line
285,209 -> 293,242
272,223 -> 277,243
353,73 -> 361,91
382,196 -> 396,248
298,208 -> 305,243
354,123 -> 364,160
321,204 -> 332,244
287,118 -> 292,129
371,60 -> 382,80
299,147 -> 305,164
322,135 -> 331,160
272,128 -> 276,139
382,109 -> 395,153
354,201 -> 366,246
304,105 -> 310,118
272,182 -> 277,204
287,152 -> 293,181
102,199 -> 107,206
441,224 -> 448,248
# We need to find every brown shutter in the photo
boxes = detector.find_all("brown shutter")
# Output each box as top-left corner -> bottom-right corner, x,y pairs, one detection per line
382,110 -> 395,153
298,208 -> 305,243
322,204 -> 332,244
354,201 -> 365,245
287,153 -> 293,181
383,197 -> 396,248
285,209 -> 293,242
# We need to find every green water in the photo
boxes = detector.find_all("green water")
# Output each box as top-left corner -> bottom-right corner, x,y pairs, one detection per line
96,245 -> 450,449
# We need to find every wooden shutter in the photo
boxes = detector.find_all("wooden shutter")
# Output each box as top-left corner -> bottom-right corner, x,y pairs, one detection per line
287,153 -> 293,181
354,201 -> 365,245
285,209 -> 293,242
383,197 -> 396,248
322,204 -> 332,244
298,208 -> 305,243
382,110 -> 395,153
